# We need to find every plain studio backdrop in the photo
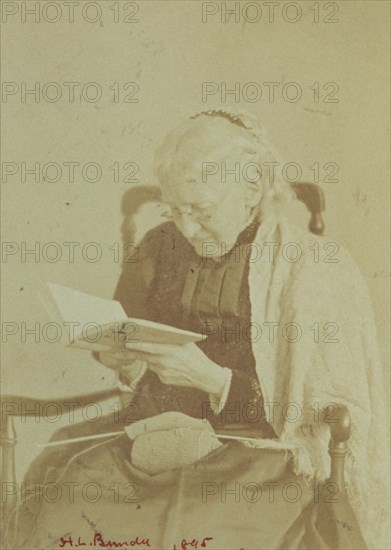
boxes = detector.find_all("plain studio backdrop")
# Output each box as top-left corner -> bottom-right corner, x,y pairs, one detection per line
1,1 -> 390,482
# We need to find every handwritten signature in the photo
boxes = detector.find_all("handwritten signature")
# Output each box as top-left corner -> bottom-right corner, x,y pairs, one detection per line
59,534 -> 150,548
59,533 -> 213,549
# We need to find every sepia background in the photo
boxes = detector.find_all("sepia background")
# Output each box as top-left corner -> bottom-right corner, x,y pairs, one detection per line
1,0 -> 390,481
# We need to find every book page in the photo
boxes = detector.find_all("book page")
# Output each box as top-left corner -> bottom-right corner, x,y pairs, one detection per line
46,283 -> 128,341
45,283 -> 205,347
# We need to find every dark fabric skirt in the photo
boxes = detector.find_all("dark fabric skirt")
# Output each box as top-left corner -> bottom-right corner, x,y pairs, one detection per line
6,420 -> 367,550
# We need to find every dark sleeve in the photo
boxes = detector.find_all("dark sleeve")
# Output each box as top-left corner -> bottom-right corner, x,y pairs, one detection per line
113,225 -> 165,320
219,368 -> 276,436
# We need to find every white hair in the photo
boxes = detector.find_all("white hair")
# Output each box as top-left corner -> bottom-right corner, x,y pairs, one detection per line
154,108 -> 294,219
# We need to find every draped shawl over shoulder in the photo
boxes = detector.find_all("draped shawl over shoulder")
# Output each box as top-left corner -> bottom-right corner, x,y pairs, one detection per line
247,215 -> 389,548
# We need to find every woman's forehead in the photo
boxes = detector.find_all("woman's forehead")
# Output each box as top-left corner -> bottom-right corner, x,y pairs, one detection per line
161,179 -> 232,205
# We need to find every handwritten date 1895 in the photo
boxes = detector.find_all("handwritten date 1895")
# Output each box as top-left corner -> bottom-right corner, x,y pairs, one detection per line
173,537 -> 213,550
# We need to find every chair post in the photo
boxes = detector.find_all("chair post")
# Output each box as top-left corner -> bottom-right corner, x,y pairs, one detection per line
1,415 -> 18,520
324,404 -> 351,492
309,211 -> 325,236
291,182 -> 326,236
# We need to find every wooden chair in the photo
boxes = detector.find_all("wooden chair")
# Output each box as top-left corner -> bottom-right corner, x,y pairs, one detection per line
0,182 -> 350,527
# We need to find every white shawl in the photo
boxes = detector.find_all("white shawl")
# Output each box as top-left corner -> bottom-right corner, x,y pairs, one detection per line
247,215 -> 389,548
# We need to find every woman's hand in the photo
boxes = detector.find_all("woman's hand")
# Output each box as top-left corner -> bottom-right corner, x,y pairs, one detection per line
98,348 -> 146,384
124,342 -> 230,396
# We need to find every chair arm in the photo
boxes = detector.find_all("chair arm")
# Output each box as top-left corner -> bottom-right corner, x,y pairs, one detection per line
0,389 -> 123,510
323,403 -> 351,491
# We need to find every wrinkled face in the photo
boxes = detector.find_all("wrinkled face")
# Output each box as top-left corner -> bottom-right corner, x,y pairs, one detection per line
160,155 -> 260,259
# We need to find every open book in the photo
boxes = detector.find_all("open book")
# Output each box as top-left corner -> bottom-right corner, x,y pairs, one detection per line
42,283 -> 206,351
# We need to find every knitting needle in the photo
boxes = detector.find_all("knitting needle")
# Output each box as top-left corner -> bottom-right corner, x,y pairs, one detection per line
36,431 -> 263,448
36,431 -> 124,448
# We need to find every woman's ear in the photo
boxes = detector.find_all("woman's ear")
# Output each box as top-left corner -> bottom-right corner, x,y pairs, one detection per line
244,180 -> 263,208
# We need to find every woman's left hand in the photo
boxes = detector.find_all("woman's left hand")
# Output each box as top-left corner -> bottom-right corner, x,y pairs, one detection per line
124,342 -> 229,396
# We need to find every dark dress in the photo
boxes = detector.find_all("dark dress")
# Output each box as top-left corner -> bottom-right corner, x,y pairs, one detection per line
117,219 -> 275,437
7,222 -> 367,550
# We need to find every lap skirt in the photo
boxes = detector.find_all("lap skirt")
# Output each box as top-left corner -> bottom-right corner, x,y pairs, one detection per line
6,426 -> 367,550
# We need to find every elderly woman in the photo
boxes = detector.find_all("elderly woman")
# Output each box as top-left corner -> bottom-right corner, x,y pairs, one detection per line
9,110 -> 387,549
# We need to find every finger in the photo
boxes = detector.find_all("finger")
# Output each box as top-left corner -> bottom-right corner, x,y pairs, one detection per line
125,351 -> 152,361
104,349 -> 137,361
